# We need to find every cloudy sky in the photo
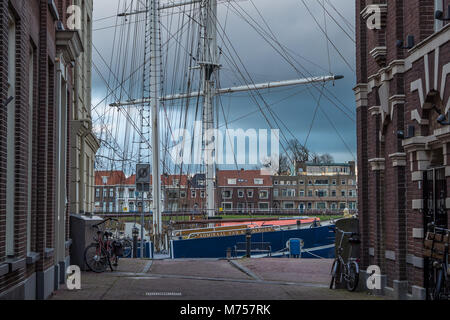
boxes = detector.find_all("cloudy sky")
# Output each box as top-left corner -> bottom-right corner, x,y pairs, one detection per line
91,0 -> 356,172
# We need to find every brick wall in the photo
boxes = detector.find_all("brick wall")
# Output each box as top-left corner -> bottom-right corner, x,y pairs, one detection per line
0,0 -> 76,297
356,0 -> 450,296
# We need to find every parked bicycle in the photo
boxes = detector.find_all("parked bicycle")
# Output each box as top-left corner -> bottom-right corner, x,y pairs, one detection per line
84,218 -> 124,273
329,226 -> 360,292
425,222 -> 449,300
109,224 -> 133,258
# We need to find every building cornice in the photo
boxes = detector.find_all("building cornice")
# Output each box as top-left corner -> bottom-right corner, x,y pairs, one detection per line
56,30 -> 84,62
389,153 -> 407,167
353,83 -> 368,108
368,158 -> 385,171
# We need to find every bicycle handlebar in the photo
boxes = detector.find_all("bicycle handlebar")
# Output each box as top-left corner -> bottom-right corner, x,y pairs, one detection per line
92,217 -> 119,228
427,222 -> 450,234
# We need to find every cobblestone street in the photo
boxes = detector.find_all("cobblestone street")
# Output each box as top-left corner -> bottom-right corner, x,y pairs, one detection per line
51,258 -> 385,300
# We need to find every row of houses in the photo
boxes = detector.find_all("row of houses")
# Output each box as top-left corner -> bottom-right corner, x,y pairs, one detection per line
94,161 -> 357,214
0,0 -> 98,299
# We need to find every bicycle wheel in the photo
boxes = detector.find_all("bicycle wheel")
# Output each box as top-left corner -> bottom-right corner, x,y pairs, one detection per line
431,269 -> 444,300
346,261 -> 359,292
122,239 -> 133,258
330,259 -> 341,289
84,244 -> 107,273
107,245 -> 119,271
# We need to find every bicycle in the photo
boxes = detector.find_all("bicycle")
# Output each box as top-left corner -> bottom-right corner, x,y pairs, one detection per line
84,218 -> 123,273
425,222 -> 449,300
110,224 -> 133,258
329,226 -> 360,292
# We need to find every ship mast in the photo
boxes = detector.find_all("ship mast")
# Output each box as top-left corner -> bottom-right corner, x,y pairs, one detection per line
111,0 -> 343,252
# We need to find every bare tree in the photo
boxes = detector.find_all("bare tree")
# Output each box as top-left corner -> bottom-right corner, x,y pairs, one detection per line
319,153 -> 334,164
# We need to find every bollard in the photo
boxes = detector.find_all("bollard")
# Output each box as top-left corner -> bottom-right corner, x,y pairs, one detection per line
246,229 -> 252,258
132,226 -> 139,258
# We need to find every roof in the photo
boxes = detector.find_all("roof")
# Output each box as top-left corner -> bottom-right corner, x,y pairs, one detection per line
95,171 -> 127,186
94,171 -> 189,187
216,170 -> 272,187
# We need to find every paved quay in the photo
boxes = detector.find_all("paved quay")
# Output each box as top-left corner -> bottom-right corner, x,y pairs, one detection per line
51,258 -> 385,300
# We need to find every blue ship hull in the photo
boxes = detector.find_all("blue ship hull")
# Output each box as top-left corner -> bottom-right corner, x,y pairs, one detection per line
170,225 -> 336,259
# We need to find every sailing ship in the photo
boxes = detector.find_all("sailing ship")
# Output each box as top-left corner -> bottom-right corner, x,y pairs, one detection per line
94,0 -> 354,258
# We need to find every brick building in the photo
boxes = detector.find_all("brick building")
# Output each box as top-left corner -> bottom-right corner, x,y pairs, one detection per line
216,170 -> 273,213
356,0 -> 450,299
70,0 -> 99,215
0,0 -> 84,299
272,162 -> 357,213
94,171 -> 207,214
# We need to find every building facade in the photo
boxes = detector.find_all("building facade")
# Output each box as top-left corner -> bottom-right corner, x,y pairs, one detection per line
356,0 -> 450,299
216,170 -> 273,213
94,172 -> 151,213
0,0 -> 84,299
94,172 -> 208,214
272,162 -> 357,213
70,0 -> 99,215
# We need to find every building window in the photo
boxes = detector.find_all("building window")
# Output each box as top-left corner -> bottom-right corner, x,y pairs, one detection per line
238,190 -> 244,198
129,202 -> 135,212
103,188 -> 107,197
299,190 -> 305,197
259,202 -> 269,211
102,176 -> 108,184
273,189 -> 279,197
254,178 -> 264,185
287,189 -> 295,197
332,179 -> 336,185
331,203 -> 337,210
259,190 -> 269,199
129,189 -> 135,198
316,189 -> 327,197
200,190 -> 205,198
341,180 -> 346,185
283,202 -> 294,209
316,202 -> 326,209
96,188 -> 100,197
191,190 -> 196,198
247,190 -> 254,198
274,180 -> 279,185
222,190 -> 231,199
340,203 -> 346,209
308,190 -> 313,197
331,190 -> 337,197
341,190 -> 346,197
110,188 -> 114,197
180,191 -> 186,198
299,180 -> 304,185
228,178 -> 237,185
222,202 -> 233,211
